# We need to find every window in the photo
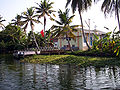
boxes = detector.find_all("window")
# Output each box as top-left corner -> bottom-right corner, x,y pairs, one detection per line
54,42 -> 58,47
72,45 -> 75,47
90,37 -> 92,46
66,37 -> 71,41
64,45 -> 66,47
84,36 -> 87,43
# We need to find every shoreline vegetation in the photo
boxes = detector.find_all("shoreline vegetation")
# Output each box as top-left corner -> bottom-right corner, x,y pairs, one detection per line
21,50 -> 119,68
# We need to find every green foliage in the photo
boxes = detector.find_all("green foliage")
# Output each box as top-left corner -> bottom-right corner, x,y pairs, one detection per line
92,33 -> 100,50
21,55 -> 119,67
21,7 -> 42,50
22,55 -> 70,64
0,24 -> 26,53
51,9 -> 79,51
0,15 -> 5,29
35,0 -> 55,18
11,14 -> 23,26
66,0 -> 92,50
0,40 -> 6,48
92,27 -> 120,57
66,0 -> 92,13
101,0 -> 120,30
51,9 -> 78,38
34,0 -> 55,45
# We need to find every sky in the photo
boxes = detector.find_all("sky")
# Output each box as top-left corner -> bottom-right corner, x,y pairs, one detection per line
0,0 -> 118,33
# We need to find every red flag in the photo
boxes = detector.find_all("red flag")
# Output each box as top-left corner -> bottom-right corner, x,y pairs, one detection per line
40,29 -> 44,37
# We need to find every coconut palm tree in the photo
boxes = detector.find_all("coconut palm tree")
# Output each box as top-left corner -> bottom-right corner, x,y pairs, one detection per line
21,7 -> 42,50
11,14 -> 23,27
66,0 -> 92,50
34,0 -> 55,44
51,9 -> 79,51
101,0 -> 120,31
0,15 -> 5,30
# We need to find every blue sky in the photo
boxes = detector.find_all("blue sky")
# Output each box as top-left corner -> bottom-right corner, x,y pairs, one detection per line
0,0 -> 118,32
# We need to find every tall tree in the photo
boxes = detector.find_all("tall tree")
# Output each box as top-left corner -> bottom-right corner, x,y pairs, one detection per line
34,0 -> 55,44
66,0 -> 92,50
0,24 -> 26,52
0,15 -> 5,30
11,14 -> 23,27
51,9 -> 79,51
21,7 -> 42,50
101,0 -> 120,31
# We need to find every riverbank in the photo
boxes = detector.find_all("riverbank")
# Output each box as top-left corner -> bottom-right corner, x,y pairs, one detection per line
21,54 -> 119,67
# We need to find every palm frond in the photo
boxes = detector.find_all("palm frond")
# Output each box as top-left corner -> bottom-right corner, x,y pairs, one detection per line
38,12 -> 45,18
55,20 -> 63,25
66,0 -> 71,8
48,10 -> 56,14
69,31 -> 76,40
101,0 -> 119,17
21,20 -> 28,25
32,19 -> 43,24
72,0 -> 78,13
66,15 -> 75,24
70,25 -> 80,27
0,15 -> 5,29
23,22 -> 28,32
50,25 -> 63,30
49,16 -> 55,21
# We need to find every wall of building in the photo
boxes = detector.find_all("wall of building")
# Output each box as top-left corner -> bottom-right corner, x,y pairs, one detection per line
57,30 -> 83,50
57,28 -> 105,51
58,36 -> 83,50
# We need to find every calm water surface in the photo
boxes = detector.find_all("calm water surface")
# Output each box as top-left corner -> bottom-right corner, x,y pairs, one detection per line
0,54 -> 120,90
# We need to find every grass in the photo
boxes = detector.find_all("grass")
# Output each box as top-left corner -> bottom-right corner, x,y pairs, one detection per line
21,55 -> 69,63
68,49 -> 116,57
21,54 -> 119,67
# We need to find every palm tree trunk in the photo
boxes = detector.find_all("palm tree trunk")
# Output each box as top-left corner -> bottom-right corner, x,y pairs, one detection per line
78,10 -> 91,50
44,16 -> 46,45
116,0 -> 120,31
32,30 -> 40,50
116,11 -> 120,31
66,35 -> 72,51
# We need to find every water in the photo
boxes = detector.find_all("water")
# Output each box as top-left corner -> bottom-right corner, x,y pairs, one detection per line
0,55 -> 120,90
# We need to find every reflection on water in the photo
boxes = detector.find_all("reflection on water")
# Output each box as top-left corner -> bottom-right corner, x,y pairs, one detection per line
0,55 -> 120,90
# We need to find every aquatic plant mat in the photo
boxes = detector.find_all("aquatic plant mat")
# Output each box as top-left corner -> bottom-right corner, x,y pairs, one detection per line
21,55 -> 119,67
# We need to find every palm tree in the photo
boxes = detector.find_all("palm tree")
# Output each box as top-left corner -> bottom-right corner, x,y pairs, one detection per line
11,14 -> 23,27
101,0 -> 120,31
21,7 -> 42,50
66,0 -> 92,50
51,9 -> 79,51
0,15 -> 5,30
34,0 -> 55,44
